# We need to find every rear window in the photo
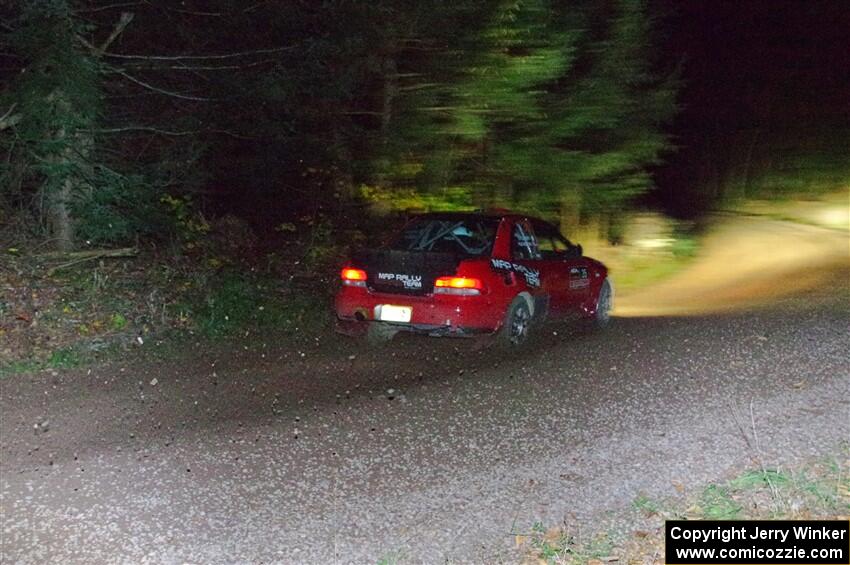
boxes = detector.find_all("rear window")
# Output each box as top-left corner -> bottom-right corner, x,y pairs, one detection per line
392,217 -> 499,256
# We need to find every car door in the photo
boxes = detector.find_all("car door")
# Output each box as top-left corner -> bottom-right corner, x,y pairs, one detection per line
532,220 -> 590,315
509,218 -> 541,281
509,219 -> 555,315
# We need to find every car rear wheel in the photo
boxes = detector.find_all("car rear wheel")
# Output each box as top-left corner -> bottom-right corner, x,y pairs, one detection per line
499,296 -> 532,346
367,322 -> 399,346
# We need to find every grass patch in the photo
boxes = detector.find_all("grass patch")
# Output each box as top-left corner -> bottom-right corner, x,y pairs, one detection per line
178,270 -> 328,339
46,346 -> 85,369
697,484 -> 742,519
0,358 -> 43,377
2,345 -> 84,376
614,257 -> 690,291
612,226 -> 701,292
522,451 -> 849,565
728,468 -> 792,490
519,522 -> 615,565
632,493 -> 662,515
376,550 -> 406,565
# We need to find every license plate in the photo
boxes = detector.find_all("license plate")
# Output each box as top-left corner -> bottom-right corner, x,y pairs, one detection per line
376,304 -> 412,323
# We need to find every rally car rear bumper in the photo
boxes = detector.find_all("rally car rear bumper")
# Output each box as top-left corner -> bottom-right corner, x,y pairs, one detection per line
335,318 -> 492,338
335,286 -> 504,336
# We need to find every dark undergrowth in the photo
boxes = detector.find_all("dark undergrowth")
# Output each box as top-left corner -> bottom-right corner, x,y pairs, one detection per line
0,217 -> 341,376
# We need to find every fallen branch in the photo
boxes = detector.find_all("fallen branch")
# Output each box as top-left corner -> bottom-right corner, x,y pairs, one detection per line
38,247 -> 138,261
40,247 -> 138,275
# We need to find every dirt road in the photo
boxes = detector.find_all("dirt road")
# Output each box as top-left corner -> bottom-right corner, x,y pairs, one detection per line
2,217 -> 848,564
618,212 -> 849,316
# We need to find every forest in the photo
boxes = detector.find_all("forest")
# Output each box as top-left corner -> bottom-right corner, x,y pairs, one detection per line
1,0 -> 680,249
1,0 -> 848,363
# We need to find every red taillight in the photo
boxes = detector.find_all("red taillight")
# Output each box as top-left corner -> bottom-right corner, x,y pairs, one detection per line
341,268 -> 367,281
435,276 -> 482,289
341,268 -> 367,287
434,276 -> 482,295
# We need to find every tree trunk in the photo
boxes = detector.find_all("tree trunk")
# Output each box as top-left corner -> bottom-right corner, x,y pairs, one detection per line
43,91 -> 94,251
49,177 -> 75,251
45,113 -> 76,251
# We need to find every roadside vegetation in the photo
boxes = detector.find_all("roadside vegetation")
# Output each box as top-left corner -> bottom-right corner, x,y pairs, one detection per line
603,222 -> 701,292
520,450 -> 849,565
0,214 -> 340,374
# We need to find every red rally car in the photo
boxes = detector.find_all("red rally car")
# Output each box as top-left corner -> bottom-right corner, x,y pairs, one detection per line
335,211 -> 612,345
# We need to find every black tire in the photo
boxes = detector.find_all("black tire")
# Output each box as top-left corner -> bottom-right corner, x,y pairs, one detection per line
366,323 -> 399,346
499,296 -> 533,346
590,277 -> 613,328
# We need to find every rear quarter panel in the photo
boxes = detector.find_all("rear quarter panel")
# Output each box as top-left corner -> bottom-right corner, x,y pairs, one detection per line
454,258 -> 516,331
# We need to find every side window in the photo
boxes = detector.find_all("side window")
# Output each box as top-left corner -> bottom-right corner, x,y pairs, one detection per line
533,221 -> 578,259
537,234 -> 569,258
512,221 -> 540,260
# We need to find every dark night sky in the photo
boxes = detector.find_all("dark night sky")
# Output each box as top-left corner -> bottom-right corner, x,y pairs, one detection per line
652,0 -> 850,213
669,1 -> 848,124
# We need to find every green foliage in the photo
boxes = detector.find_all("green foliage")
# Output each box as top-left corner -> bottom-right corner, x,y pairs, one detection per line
358,184 -> 475,213
743,145 -> 850,200
2,0 -> 678,249
375,551 -> 406,565
529,521 -> 563,563
361,0 -> 678,230
728,469 -> 792,490
159,194 -> 210,245
302,215 -> 338,272
73,170 -> 174,244
526,521 -> 615,565
8,3 -> 100,137
725,464 -> 848,516
632,493 -> 661,514
699,484 -> 742,519
47,346 -> 83,369
110,313 -> 127,331
1,1 -> 209,247
181,271 -> 325,339
670,232 -> 699,258
523,454 -> 849,564
1,3 -> 99,226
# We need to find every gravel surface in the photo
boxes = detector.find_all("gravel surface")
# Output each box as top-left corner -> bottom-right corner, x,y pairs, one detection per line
2,271 -> 849,564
